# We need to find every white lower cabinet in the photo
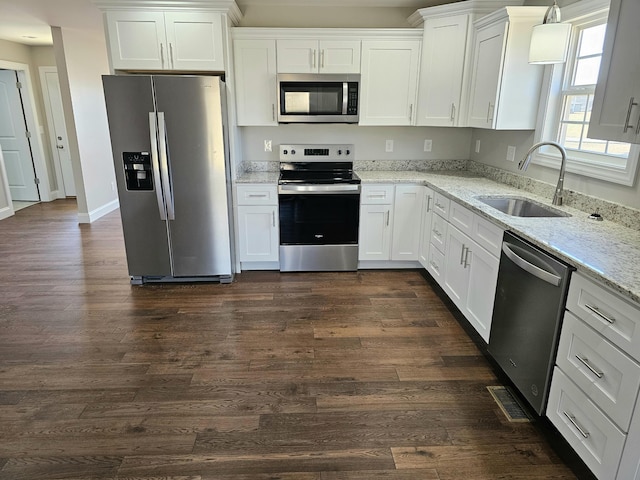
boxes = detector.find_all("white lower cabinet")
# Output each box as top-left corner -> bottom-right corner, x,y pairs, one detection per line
236,185 -> 279,267
358,184 -> 423,263
547,271 -> 640,480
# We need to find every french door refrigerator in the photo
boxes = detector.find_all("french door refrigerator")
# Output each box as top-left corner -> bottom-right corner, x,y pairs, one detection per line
103,75 -> 234,284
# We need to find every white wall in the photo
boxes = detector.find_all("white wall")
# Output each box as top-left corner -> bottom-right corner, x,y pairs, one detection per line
52,26 -> 117,223
240,124 -> 472,166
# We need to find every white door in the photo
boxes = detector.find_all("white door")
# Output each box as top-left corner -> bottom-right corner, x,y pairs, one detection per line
0,69 -> 40,201
40,68 -> 75,197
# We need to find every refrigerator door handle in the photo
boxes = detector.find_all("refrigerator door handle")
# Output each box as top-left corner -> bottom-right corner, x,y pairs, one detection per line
148,112 -> 166,220
157,112 -> 175,220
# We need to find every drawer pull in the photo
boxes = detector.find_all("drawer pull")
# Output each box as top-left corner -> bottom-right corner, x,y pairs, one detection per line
584,303 -> 615,324
429,261 -> 440,273
248,194 -> 268,198
435,201 -> 445,210
575,354 -> 604,379
563,411 -> 590,439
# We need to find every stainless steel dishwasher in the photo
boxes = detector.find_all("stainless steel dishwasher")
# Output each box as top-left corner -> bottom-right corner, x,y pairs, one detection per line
488,231 -> 574,415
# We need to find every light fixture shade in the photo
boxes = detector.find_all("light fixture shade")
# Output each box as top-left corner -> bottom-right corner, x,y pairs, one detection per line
529,22 -> 572,64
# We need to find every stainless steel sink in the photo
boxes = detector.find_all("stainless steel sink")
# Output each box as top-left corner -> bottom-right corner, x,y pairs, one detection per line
476,196 -> 571,218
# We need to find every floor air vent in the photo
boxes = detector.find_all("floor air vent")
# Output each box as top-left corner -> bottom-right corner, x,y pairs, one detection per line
487,386 -> 532,422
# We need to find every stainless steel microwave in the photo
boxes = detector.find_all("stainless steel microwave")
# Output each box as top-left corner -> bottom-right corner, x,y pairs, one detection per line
277,74 -> 360,124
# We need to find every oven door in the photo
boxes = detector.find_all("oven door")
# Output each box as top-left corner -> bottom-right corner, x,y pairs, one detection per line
278,184 -> 360,271
279,185 -> 360,245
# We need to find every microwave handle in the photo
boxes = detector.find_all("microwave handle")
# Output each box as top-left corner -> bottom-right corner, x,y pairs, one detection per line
342,82 -> 348,115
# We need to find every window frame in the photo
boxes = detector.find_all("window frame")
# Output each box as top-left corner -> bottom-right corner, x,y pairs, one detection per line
532,0 -> 639,186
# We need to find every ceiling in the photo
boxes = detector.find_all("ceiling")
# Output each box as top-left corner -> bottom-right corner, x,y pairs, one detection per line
0,0 -> 454,46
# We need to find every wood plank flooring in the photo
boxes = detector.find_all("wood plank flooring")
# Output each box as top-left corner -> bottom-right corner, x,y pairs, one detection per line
0,200 -> 582,479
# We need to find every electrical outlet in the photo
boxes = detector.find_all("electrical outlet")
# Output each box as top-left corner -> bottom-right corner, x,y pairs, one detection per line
424,139 -> 432,152
475,140 -> 481,153
385,139 -> 394,152
506,145 -> 516,162
264,140 -> 272,152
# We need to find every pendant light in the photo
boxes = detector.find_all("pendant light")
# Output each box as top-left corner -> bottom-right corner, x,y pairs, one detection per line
528,0 -> 572,64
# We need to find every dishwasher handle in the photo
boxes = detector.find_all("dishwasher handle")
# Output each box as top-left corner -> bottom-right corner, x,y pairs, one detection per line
502,242 -> 562,286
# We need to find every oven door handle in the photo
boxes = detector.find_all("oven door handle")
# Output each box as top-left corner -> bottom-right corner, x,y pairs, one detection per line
278,184 -> 361,194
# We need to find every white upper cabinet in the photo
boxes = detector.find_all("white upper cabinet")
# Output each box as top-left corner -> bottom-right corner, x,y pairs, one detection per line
416,14 -> 469,127
589,0 -> 640,144
276,39 -> 361,74
105,11 -> 225,71
233,38 -> 278,126
466,7 -> 546,129
359,38 -> 421,126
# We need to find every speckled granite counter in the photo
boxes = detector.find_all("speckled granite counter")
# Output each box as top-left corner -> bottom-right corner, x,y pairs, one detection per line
235,171 -> 279,184
358,170 -> 640,305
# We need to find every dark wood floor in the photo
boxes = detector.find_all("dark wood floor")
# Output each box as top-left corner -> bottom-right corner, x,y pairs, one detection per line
0,199 -> 580,479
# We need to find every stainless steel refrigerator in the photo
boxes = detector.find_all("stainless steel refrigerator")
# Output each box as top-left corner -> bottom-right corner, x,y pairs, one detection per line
103,75 -> 234,284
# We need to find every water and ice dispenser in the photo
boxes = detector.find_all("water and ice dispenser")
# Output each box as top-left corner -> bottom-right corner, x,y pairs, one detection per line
123,152 -> 153,191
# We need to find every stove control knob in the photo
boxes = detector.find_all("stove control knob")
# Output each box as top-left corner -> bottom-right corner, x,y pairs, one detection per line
337,149 -> 342,155
291,149 -> 296,155
346,149 -> 350,155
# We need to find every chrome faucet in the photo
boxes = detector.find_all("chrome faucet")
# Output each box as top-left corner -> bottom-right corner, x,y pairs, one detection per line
518,141 -> 568,206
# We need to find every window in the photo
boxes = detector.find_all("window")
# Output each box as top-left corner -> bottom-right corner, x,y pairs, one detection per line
534,0 -> 638,186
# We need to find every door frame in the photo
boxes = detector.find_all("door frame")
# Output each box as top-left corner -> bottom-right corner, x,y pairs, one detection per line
39,66 -> 74,198
0,60 -> 52,203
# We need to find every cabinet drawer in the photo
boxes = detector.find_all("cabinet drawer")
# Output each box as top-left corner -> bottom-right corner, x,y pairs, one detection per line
567,272 -> 640,362
472,215 -> 503,258
432,191 -> 450,218
547,367 -> 626,480
427,246 -> 445,287
557,312 -> 640,431
236,185 -> 278,205
430,213 -> 448,255
361,184 -> 395,204
448,200 -> 473,236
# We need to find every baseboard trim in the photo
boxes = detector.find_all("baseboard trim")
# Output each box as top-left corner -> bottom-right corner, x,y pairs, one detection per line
77,199 -> 119,224
0,205 -> 14,221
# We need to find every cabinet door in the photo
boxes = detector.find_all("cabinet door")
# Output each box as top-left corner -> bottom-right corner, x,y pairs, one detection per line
416,14 -> 469,127
358,204 -> 392,261
359,40 -> 421,126
234,39 -> 277,126
319,40 -> 361,74
467,21 -> 505,128
105,11 -> 166,70
237,205 -> 279,262
589,0 -> 640,143
419,187 -> 434,268
443,225 -> 469,310
391,185 -> 423,261
277,39 -> 318,73
464,242 -> 499,343
164,12 -> 225,71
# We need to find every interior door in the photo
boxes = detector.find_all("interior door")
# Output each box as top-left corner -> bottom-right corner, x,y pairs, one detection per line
41,68 -> 75,197
0,69 -> 40,201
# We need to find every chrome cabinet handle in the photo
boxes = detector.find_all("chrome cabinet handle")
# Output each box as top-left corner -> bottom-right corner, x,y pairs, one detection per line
429,261 -> 440,273
463,247 -> 471,268
584,303 -> 615,324
321,49 -> 325,69
563,411 -> 590,438
169,43 -> 174,69
272,104 -> 275,121
450,103 -> 456,122
433,228 -> 441,238
409,104 -> 413,122
312,49 -> 316,69
386,210 -> 390,227
160,43 -> 165,68
426,195 -> 432,213
575,354 -> 604,378
460,245 -> 466,265
272,211 -> 276,227
248,194 -> 267,198
623,97 -> 638,133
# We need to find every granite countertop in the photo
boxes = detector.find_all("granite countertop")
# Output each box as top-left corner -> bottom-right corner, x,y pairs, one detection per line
358,170 -> 640,305
235,171 -> 279,184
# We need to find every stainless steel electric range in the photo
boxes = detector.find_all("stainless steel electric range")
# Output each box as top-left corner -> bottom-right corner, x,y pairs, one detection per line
278,144 -> 360,272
